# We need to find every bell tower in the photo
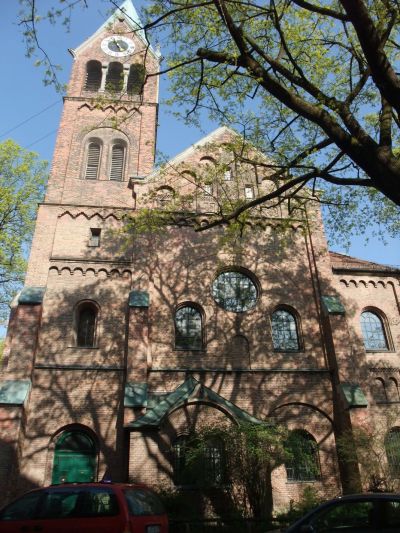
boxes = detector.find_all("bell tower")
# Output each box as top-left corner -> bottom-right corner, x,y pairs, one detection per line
45,0 -> 160,207
25,0 -> 160,287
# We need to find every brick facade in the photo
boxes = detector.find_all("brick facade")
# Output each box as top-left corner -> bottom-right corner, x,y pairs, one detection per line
1,0 -> 400,516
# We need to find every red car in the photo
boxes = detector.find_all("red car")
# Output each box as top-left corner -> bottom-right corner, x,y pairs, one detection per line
0,482 -> 168,533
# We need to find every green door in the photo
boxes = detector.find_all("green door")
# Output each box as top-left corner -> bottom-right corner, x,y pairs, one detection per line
52,431 -> 97,484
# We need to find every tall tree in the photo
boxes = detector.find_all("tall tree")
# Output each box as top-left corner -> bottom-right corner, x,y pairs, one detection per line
18,0 -> 400,242
0,140 -> 47,323
141,0 -> 400,237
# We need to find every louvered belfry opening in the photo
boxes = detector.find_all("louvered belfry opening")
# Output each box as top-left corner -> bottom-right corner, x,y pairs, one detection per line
109,145 -> 125,181
105,62 -> 124,93
84,60 -> 102,91
127,64 -> 146,95
85,143 -> 101,180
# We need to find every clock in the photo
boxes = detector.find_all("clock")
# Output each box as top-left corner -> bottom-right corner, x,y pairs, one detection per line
101,36 -> 135,57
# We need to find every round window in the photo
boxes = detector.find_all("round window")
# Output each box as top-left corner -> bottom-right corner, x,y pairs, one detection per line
211,270 -> 258,312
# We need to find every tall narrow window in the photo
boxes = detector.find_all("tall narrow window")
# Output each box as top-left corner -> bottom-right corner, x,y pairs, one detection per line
85,143 -> 101,180
84,60 -> 102,92
245,185 -> 254,199
175,305 -> 203,350
109,145 -> 125,181
105,62 -> 123,93
361,311 -> 388,351
76,303 -> 97,347
88,228 -> 101,247
127,64 -> 146,95
204,437 -> 224,485
285,430 -> 320,482
271,309 -> 300,351
385,428 -> 400,477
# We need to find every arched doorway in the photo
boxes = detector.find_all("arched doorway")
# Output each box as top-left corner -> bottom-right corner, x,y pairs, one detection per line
52,430 -> 97,484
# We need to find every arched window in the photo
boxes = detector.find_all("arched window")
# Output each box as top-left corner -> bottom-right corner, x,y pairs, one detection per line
285,430 -> 320,482
271,308 -> 300,351
84,142 -> 101,180
360,311 -> 388,351
155,186 -> 174,208
105,62 -> 123,93
84,60 -> 102,91
127,64 -> 146,95
373,377 -> 388,403
387,378 -> 400,402
109,144 -> 125,181
175,305 -> 203,350
385,428 -> 400,477
52,429 -> 97,484
76,302 -> 98,347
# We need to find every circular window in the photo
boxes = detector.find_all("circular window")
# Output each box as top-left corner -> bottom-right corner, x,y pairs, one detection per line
212,270 -> 258,312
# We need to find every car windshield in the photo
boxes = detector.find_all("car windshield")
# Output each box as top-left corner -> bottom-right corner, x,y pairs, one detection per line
124,488 -> 165,516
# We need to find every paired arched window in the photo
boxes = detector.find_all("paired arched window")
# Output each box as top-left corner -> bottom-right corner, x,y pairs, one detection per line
175,305 -> 203,350
105,62 -> 124,92
76,302 -> 98,347
85,142 -> 101,180
84,60 -> 102,92
109,144 -> 125,181
360,310 -> 389,351
271,308 -> 300,351
172,434 -> 224,487
127,64 -> 146,95
285,430 -> 320,482
385,428 -> 400,477
84,139 -> 126,181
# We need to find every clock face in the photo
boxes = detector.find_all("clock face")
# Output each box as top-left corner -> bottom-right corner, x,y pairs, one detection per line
101,36 -> 135,57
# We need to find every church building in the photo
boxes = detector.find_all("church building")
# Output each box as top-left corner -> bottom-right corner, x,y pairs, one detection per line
1,0 -> 400,514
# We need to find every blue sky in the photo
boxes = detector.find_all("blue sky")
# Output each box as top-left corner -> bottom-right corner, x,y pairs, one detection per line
1,0 -> 399,267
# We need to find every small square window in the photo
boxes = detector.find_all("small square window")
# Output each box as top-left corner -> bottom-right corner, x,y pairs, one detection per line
224,170 -> 232,181
88,228 -> 101,247
204,184 -> 213,195
245,186 -> 254,199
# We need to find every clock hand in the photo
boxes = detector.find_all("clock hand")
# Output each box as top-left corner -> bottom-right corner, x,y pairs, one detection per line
112,38 -> 123,52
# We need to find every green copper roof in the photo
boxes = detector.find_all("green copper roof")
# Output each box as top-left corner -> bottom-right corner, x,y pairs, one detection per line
129,291 -> 149,308
340,383 -> 368,408
124,382 -> 148,407
321,295 -> 346,315
127,376 -> 263,429
18,287 -> 45,305
0,380 -> 31,405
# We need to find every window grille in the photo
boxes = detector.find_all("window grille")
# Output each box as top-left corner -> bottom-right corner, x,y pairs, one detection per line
361,311 -> 388,350
109,145 -> 125,181
285,430 -> 320,482
271,309 -> 300,351
212,271 -> 258,313
385,428 -> 400,477
77,305 -> 97,347
175,306 -> 202,350
85,143 -> 101,180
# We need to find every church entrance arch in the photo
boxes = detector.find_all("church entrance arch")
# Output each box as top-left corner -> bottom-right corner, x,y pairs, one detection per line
51,429 -> 97,484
